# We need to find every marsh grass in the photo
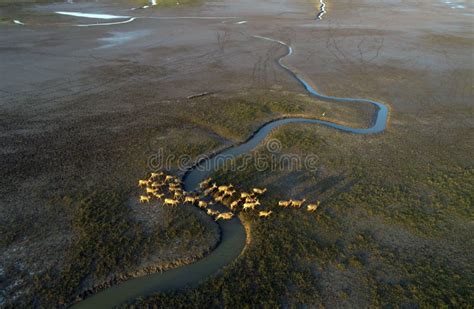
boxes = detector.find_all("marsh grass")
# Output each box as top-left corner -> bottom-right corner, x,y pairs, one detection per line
3,91 -> 359,307
133,110 -> 473,307
1,111 -> 220,306
5,89 -> 466,307
185,91 -> 373,141
30,188 -> 219,306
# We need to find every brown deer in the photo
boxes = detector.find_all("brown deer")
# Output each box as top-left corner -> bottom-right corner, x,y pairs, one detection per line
230,200 -> 241,210
215,212 -> 234,221
245,196 -> 259,203
214,194 -> 225,203
139,195 -> 150,203
259,210 -> 273,218
150,172 -> 164,179
207,209 -> 220,216
223,189 -> 236,197
291,199 -> 306,208
184,196 -> 198,204
164,198 -> 179,207
151,181 -> 165,188
173,190 -> 184,200
146,187 -> 157,194
240,192 -> 253,199
243,201 -> 260,211
164,175 -> 175,182
252,188 -> 267,195
278,200 -> 292,207
199,177 -> 212,189
138,180 -> 149,187
153,192 -> 165,200
307,201 -> 320,212
204,183 -> 218,196
198,200 -> 208,209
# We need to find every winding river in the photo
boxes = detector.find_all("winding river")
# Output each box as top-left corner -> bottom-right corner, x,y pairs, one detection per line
73,36 -> 388,308
183,35 -> 388,191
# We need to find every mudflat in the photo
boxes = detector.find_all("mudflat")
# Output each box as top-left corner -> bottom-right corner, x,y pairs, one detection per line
0,0 -> 472,307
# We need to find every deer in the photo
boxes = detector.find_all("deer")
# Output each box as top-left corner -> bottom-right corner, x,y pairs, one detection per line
199,177 -> 212,189
223,189 -> 236,198
184,196 -> 198,204
198,200 -> 208,209
207,209 -> 220,216
214,194 -> 225,203
246,195 -> 259,202
139,195 -> 150,203
204,183 -> 218,196
153,192 -> 165,200
278,200 -> 293,208
252,188 -> 267,195
173,190 -> 184,200
291,199 -> 306,208
218,185 -> 230,193
259,210 -> 273,218
242,203 -> 255,211
243,201 -> 260,211
164,198 -> 179,207
168,184 -> 181,192
307,201 -> 320,212
150,172 -> 164,179
215,212 -> 234,221
240,192 -> 254,199
151,181 -> 165,188
138,180 -> 150,187
164,175 -> 175,182
230,200 -> 241,210
146,187 -> 157,194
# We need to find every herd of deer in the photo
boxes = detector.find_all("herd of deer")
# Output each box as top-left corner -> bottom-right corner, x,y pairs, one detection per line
138,172 -> 320,221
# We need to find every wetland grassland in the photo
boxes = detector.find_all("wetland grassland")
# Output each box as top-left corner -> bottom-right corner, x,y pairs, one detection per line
1,0 -> 472,307
1,91 -> 368,307
133,102 -> 473,308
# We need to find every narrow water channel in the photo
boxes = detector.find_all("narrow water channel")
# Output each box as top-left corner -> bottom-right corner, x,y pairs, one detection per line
74,34 -> 389,308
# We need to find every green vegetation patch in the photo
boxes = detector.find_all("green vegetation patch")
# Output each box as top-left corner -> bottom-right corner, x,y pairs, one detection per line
132,107 -> 473,307
185,91 -> 372,141
30,188 -> 218,306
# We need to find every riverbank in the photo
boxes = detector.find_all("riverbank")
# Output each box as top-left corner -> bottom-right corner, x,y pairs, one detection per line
72,212 -> 246,308
70,204 -> 220,305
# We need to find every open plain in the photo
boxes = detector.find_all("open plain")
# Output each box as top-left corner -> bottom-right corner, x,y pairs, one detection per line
0,0 -> 473,307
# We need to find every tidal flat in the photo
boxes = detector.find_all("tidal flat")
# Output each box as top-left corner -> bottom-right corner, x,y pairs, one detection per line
0,0 -> 472,307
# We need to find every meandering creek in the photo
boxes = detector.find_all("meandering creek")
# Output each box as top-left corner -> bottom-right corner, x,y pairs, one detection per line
74,33 -> 389,309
